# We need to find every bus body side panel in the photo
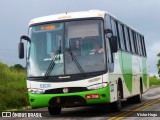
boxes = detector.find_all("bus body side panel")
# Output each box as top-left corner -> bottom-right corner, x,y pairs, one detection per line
119,51 -> 149,99
109,51 -> 149,102
132,55 -> 141,95
118,51 -> 135,99
108,51 -> 131,102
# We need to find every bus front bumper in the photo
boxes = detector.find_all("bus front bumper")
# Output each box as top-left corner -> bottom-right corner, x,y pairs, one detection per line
28,86 -> 110,108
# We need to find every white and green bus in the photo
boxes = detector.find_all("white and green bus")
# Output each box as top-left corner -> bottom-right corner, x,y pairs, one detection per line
19,10 -> 149,115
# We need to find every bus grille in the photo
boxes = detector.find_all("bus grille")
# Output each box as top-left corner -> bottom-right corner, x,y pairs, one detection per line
49,96 -> 86,107
44,87 -> 88,94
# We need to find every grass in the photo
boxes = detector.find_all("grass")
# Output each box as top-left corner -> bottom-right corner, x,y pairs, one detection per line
0,62 -> 29,111
149,76 -> 160,87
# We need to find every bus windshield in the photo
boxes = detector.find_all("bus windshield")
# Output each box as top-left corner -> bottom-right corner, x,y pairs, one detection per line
27,20 -> 106,77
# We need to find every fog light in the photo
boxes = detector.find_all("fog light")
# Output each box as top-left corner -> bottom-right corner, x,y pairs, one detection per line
30,99 -> 34,102
101,94 -> 106,98
28,88 -> 45,94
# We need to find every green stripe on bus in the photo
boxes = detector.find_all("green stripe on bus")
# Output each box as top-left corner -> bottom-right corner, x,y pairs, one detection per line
119,52 -> 132,93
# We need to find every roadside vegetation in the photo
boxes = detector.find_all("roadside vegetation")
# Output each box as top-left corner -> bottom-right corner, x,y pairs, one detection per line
157,53 -> 160,77
0,62 -> 29,111
149,76 -> 160,87
149,52 -> 160,86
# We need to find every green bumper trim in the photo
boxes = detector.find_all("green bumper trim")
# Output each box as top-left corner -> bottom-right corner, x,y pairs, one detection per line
29,86 -> 110,108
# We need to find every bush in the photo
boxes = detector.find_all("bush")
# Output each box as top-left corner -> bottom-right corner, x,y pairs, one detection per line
150,76 -> 160,86
0,62 -> 29,111
10,64 -> 25,71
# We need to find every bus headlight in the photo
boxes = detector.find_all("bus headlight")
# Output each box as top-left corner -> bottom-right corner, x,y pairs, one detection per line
87,83 -> 108,90
28,88 -> 45,94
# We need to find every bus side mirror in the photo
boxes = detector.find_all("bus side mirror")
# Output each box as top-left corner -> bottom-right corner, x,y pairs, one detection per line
105,29 -> 118,53
19,42 -> 24,59
110,36 -> 118,53
18,35 -> 30,59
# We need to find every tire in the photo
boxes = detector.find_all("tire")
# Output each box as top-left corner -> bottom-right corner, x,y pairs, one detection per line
134,94 -> 142,103
112,85 -> 122,112
134,83 -> 142,103
127,97 -> 134,103
48,107 -> 62,115
127,82 -> 142,104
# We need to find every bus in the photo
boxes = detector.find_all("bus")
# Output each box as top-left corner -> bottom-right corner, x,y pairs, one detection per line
18,10 -> 149,115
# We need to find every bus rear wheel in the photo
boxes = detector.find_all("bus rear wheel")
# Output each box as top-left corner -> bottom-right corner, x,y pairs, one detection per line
127,82 -> 142,103
134,93 -> 142,103
134,83 -> 142,103
48,107 -> 62,115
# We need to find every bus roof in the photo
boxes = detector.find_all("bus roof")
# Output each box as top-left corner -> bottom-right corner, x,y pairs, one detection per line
29,10 -> 106,26
29,10 -> 143,35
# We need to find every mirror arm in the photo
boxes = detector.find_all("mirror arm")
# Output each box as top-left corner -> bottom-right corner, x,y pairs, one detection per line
105,34 -> 112,40
20,35 -> 31,42
105,29 -> 113,39
105,29 -> 113,34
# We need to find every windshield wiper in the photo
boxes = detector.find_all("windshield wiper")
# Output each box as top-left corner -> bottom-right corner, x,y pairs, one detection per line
45,40 -> 61,78
67,48 -> 85,75
45,50 -> 61,78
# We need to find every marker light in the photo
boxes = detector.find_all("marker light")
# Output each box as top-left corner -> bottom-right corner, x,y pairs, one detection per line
28,88 -> 45,94
87,83 -> 108,90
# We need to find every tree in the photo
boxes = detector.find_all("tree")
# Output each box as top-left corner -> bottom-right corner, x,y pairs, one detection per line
10,64 -> 25,71
157,53 -> 160,77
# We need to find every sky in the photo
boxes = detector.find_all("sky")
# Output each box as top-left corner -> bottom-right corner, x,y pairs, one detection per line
0,0 -> 159,75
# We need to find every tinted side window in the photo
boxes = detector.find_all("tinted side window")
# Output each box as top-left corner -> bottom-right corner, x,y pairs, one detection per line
122,25 -> 127,50
111,19 -> 120,49
115,21 -> 121,49
136,33 -> 140,55
118,23 -> 125,50
132,31 -> 138,54
129,29 -> 135,53
137,34 -> 142,55
140,35 -> 145,56
111,19 -> 117,36
106,15 -> 111,29
124,26 -> 131,52
142,36 -> 147,56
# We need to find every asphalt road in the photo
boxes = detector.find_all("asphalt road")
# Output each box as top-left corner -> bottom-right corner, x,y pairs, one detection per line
1,86 -> 160,120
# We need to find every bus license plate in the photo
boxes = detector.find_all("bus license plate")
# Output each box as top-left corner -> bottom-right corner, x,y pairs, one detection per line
86,94 -> 99,99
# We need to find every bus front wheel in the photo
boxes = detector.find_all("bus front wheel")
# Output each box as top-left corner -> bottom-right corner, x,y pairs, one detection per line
112,85 -> 122,112
48,107 -> 62,115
